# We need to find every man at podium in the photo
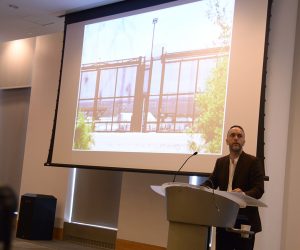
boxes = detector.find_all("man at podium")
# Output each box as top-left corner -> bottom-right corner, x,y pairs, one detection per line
202,125 -> 265,250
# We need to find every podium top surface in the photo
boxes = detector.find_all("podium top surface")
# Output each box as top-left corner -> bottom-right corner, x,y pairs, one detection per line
151,182 -> 267,208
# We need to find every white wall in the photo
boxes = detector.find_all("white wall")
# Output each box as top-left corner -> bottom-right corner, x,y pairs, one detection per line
0,38 -> 34,193
281,1 -> 300,248
19,33 -> 70,227
256,0 -> 298,249
0,37 -> 35,88
0,88 -> 30,196
117,173 -> 188,246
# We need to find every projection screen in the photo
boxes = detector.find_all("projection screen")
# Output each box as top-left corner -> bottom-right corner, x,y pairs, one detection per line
47,0 -> 270,174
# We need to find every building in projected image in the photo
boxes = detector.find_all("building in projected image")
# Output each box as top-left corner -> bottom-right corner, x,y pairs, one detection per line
72,0 -> 234,154
74,47 -> 229,154
77,47 -> 228,134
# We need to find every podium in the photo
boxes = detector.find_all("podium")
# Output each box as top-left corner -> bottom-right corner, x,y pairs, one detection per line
151,182 -> 266,250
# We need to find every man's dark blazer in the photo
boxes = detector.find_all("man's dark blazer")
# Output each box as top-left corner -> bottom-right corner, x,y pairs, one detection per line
202,151 -> 265,232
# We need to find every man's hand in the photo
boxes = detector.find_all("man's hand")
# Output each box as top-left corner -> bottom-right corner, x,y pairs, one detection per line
231,188 -> 245,195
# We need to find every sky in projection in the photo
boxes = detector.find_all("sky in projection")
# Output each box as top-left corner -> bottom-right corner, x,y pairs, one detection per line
81,0 -> 235,64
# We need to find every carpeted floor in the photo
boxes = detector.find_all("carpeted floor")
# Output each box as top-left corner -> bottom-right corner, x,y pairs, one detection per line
6,238 -> 104,250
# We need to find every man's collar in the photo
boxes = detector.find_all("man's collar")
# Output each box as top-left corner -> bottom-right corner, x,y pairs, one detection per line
229,150 -> 243,162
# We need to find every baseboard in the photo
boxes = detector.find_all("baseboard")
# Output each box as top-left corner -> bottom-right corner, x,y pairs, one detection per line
53,227 -> 64,240
63,222 -> 117,249
115,239 -> 166,250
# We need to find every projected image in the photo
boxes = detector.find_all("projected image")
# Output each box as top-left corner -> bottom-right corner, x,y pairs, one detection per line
73,0 -> 235,154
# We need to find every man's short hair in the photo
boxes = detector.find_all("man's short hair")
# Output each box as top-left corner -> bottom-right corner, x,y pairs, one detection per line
228,125 -> 245,133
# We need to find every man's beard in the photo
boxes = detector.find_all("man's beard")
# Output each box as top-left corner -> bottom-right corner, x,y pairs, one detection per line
230,143 -> 242,153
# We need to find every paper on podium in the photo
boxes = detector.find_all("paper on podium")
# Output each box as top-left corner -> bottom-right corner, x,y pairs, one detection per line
226,191 -> 267,207
151,182 -> 267,208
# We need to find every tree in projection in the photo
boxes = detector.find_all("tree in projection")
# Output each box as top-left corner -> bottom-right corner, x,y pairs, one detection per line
73,112 -> 94,150
187,0 -> 232,153
188,57 -> 227,153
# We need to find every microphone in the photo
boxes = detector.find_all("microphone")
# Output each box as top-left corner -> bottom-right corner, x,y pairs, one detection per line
172,152 -> 198,182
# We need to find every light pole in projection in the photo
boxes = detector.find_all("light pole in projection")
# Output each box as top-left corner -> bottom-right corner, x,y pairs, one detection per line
150,18 -> 158,58
142,17 -> 158,132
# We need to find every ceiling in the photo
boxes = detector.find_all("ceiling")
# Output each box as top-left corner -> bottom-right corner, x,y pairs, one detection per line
0,0 -> 123,44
